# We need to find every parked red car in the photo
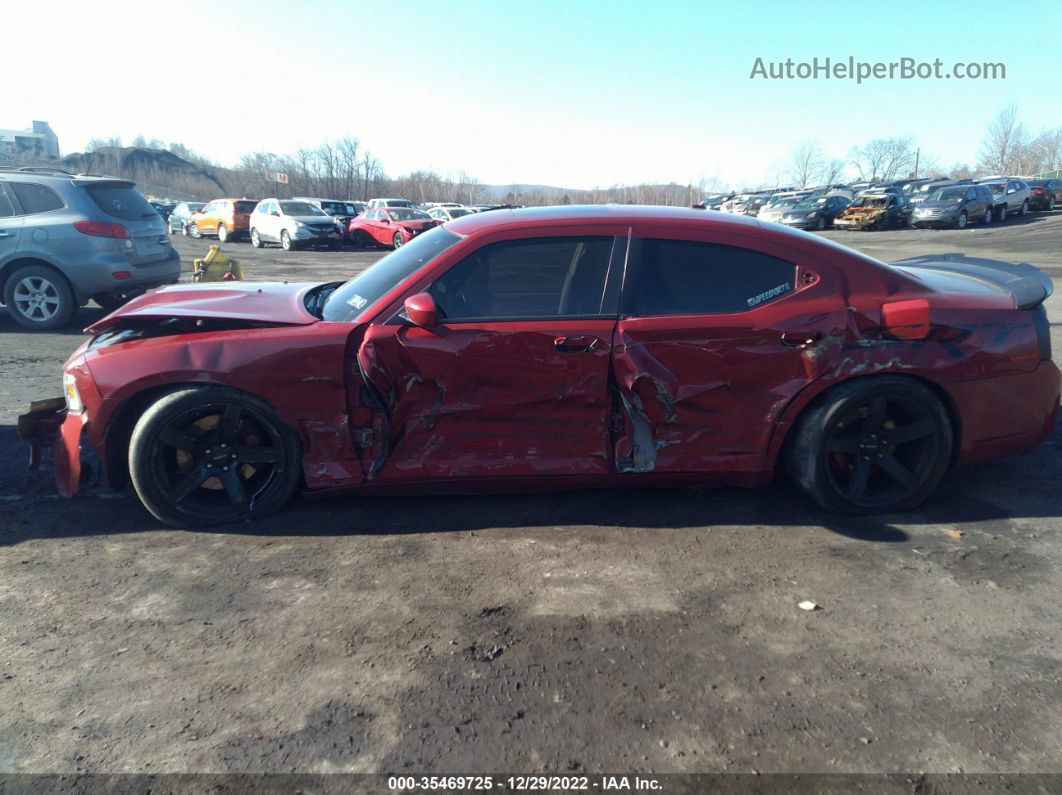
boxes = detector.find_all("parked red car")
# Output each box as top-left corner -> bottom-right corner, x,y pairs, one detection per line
19,206 -> 1059,528
348,207 -> 438,249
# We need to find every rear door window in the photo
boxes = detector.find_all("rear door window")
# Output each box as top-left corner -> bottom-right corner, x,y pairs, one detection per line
234,201 -> 257,213
11,182 -> 65,215
628,239 -> 796,316
0,184 -> 15,217
82,184 -> 156,221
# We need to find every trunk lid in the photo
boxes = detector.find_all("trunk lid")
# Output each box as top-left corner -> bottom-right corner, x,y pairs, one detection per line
889,254 -> 1053,310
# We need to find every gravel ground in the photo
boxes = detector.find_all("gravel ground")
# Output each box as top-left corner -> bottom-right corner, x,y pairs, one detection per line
0,212 -> 1060,777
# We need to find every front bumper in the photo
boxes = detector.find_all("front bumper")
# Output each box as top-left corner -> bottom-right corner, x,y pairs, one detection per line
17,398 -> 84,496
911,215 -> 959,228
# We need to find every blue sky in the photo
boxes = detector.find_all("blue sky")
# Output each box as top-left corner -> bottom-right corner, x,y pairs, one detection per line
6,0 -> 1060,189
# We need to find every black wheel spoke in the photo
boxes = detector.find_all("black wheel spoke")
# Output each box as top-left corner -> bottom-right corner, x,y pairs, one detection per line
888,420 -> 934,445
877,453 -> 917,491
219,468 -> 249,512
827,436 -> 860,454
167,467 -> 210,502
159,427 -> 199,451
236,445 -> 283,464
866,396 -> 887,432
219,404 -> 243,440
846,458 -> 872,501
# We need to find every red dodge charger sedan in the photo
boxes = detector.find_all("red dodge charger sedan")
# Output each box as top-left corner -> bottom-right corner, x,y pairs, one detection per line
19,206 -> 1060,527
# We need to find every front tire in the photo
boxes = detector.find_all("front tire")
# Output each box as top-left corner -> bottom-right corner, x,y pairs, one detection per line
188,222 -> 202,239
1019,199 -> 1029,216
785,376 -> 952,515
4,265 -> 77,330
280,230 -> 295,251
996,204 -> 1007,222
392,231 -> 405,249
983,208 -> 993,225
250,228 -> 262,248
128,387 -> 302,527
956,211 -> 967,229
815,216 -> 826,231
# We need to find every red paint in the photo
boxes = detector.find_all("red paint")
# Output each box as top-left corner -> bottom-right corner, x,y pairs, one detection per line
881,299 -> 931,340
21,206 -> 1060,504
347,208 -> 440,248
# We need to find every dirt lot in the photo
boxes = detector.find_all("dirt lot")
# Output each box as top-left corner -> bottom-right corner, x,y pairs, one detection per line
1,212 -> 1061,777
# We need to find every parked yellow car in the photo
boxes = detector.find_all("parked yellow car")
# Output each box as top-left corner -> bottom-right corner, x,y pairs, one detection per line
187,198 -> 258,242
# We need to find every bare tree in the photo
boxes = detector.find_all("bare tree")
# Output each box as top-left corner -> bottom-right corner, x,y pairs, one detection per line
787,140 -> 824,188
819,158 -> 847,186
850,136 -> 918,181
978,104 -> 1027,174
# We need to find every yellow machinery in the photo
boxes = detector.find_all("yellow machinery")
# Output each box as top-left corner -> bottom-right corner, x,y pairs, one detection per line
191,245 -> 244,283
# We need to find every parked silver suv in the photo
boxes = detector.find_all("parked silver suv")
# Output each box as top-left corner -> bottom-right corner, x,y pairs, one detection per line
0,167 -> 181,329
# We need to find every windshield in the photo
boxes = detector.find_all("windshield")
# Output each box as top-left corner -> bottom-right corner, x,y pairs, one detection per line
280,201 -> 326,216
981,182 -> 1005,193
319,201 -> 356,214
765,197 -> 801,210
927,188 -> 967,202
386,200 -> 415,208
388,208 -> 431,221
793,197 -> 828,210
322,228 -> 463,322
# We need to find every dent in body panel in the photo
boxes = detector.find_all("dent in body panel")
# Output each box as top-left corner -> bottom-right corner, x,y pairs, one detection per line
356,322 -> 615,480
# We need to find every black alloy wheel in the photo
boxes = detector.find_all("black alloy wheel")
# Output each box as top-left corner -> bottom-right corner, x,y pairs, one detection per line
129,387 -> 301,527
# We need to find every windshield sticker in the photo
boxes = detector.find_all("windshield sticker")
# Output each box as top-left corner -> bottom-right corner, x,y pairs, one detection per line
747,282 -> 791,308
347,294 -> 368,309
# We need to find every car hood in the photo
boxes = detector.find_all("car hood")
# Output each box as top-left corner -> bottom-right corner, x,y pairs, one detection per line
289,214 -> 335,223
85,282 -> 321,334
917,201 -> 962,211
783,208 -> 818,218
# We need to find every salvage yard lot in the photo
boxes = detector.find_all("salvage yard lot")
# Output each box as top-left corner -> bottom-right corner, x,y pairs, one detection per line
1,212 -> 1061,774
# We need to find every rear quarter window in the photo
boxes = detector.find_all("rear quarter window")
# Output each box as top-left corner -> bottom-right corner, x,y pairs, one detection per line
630,239 -> 796,316
83,184 -> 157,221
11,182 -> 65,214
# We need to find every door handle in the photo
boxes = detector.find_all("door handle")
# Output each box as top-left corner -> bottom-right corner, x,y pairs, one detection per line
0,231 -> 11,238
781,330 -> 822,347
554,335 -> 599,353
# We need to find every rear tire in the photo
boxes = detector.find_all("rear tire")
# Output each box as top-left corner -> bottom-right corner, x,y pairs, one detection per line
128,387 -> 302,528
217,222 -> 229,243
785,376 -> 952,515
4,264 -> 77,330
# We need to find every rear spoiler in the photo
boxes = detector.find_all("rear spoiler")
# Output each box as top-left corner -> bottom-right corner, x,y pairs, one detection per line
889,253 -> 1053,310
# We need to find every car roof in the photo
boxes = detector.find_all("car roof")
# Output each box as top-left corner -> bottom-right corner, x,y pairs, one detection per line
445,204 -> 764,236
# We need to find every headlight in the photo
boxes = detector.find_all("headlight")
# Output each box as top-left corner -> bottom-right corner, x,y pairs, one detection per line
63,373 -> 83,414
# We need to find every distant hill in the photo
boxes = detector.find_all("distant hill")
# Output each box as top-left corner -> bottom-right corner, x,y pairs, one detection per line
60,147 -> 233,199
481,183 -> 570,201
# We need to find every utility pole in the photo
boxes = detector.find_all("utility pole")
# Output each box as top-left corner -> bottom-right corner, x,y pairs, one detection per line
913,148 -> 920,179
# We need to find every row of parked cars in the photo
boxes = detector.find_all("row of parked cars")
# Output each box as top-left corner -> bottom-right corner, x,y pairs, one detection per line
697,176 -> 1062,231
156,197 -> 517,250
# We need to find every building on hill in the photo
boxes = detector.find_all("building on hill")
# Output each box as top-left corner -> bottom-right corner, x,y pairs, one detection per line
0,121 -> 60,159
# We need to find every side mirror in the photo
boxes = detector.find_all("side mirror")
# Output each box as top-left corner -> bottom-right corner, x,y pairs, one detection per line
381,217 -> 391,224
404,293 -> 438,327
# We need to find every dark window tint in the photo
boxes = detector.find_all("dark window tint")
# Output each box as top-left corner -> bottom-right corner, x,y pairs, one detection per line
430,237 -> 614,321
631,240 -> 796,316
83,184 -> 156,221
0,185 -> 15,217
11,182 -> 64,214
234,200 -> 257,212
